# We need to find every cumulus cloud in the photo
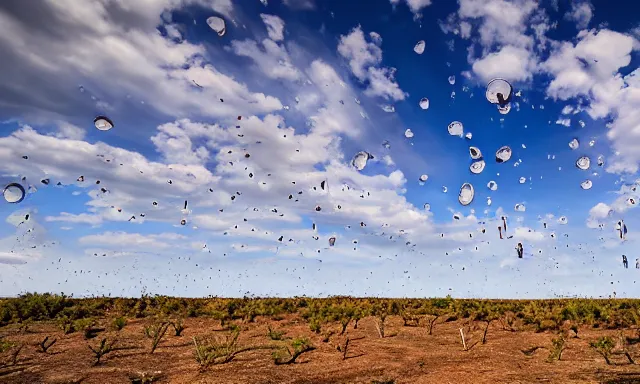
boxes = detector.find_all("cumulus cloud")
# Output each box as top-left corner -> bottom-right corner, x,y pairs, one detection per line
260,14 -> 285,42
389,0 -> 433,15
337,26 -> 407,101
565,1 -> 594,29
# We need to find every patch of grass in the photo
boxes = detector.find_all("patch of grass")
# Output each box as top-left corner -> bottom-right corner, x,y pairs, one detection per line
266,325 -> 284,341
112,316 -> 127,331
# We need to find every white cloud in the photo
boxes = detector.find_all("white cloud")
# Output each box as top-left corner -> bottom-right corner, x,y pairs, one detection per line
282,0 -> 315,10
0,0 -> 281,122
53,122 -> 86,141
565,1 -> 593,29
260,14 -> 285,42
471,45 -> 536,83
46,213 -> 104,226
229,39 -> 303,82
337,26 -> 407,101
389,0 -> 433,15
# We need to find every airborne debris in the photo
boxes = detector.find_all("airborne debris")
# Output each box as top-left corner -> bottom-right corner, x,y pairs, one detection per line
414,40 -> 425,54
206,16 -> 226,36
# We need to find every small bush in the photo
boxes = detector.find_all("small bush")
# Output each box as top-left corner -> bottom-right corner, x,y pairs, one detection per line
88,337 -> 116,366
267,325 -> 284,341
272,337 -> 315,365
309,318 -> 321,334
547,334 -> 566,361
171,318 -> 185,336
144,321 -> 170,354
113,316 -> 127,331
590,336 -> 616,365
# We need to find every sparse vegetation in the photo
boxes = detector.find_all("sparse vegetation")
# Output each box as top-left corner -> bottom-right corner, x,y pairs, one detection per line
590,336 -> 616,365
171,318 -> 185,336
129,370 -> 163,384
38,336 -> 57,353
266,325 -> 284,341
272,337 -> 315,365
193,329 -> 273,369
547,334 -> 566,361
88,337 -> 116,366
113,316 -> 127,331
144,320 -> 170,354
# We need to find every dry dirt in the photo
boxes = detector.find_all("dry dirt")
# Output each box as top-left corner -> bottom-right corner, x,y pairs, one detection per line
2,316 -> 640,384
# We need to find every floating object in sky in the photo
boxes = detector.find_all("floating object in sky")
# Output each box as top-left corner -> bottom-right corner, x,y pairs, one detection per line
515,203 -> 526,212
569,138 -> 579,150
458,183 -> 474,206
470,160 -> 485,174
351,151 -> 373,171
497,103 -> 511,115
206,16 -> 226,36
180,219 -> 187,226
382,140 -> 391,149
597,155 -> 605,167
487,197 -> 492,206
485,78 -> 513,105
495,146 -> 512,163
628,197 -> 637,206
423,203 -> 431,211
414,40 -> 425,54
419,174 -> 428,182
94,115 -> 114,131
328,236 -> 336,246
580,180 -> 593,190
404,129 -> 414,138
381,105 -> 395,113
487,180 -> 498,191
442,186 -> 448,193
589,139 -> 595,147
448,76 -> 456,85
576,156 -> 591,170
419,97 -> 430,109
3,183 -> 26,203
465,132 -> 473,140
558,216 -> 568,225
448,121 -> 463,137
519,177 -> 526,184
469,146 -> 482,159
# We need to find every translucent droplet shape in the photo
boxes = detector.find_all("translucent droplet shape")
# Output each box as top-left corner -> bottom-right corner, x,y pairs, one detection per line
487,180 -> 498,191
576,156 -> 591,170
495,146 -> 512,163
419,174 -> 428,182
207,16 -> 226,36
3,183 -> 25,203
351,151 -> 373,171
485,78 -> 513,105
448,121 -> 463,137
469,146 -> 482,160
519,177 -> 526,184
597,155 -> 604,167
581,180 -> 593,190
514,203 -> 526,212
448,76 -> 456,85
94,116 -> 114,131
558,216 -> 568,225
569,138 -> 579,150
470,160 -> 485,174
458,183 -> 474,206
414,40 -> 425,54
497,103 -> 511,115
423,203 -> 431,211
404,129 -> 414,138
419,98 -> 429,110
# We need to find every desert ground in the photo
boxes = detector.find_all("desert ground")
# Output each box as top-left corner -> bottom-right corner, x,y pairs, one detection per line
3,295 -> 640,383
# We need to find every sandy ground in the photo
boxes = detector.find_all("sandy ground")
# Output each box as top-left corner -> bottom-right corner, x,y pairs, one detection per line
2,315 -> 640,384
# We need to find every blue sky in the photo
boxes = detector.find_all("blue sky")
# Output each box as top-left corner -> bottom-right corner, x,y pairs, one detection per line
0,0 -> 639,298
